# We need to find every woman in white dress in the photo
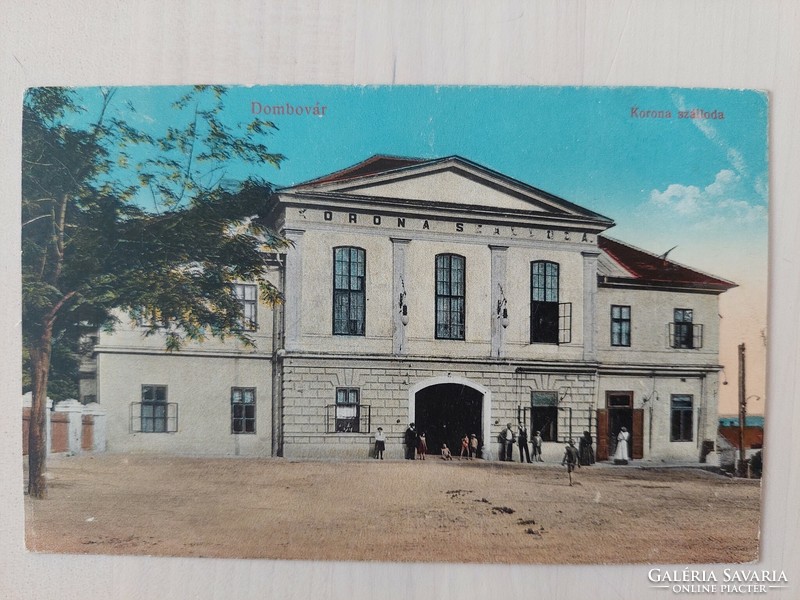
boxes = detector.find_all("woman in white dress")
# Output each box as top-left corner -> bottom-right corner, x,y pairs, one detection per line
613,427 -> 630,462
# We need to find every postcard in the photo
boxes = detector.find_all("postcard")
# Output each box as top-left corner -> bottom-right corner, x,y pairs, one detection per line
21,85 -> 767,566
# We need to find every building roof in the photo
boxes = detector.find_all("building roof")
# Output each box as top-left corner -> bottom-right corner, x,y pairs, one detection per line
298,155 -> 430,186
286,155 -> 737,293
285,154 -> 614,226
718,426 -> 764,450
598,236 -> 737,293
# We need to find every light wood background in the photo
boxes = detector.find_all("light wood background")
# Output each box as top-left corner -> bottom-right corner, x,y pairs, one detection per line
1,2 -> 798,599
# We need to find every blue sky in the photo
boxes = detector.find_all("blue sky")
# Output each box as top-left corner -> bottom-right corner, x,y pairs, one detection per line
67,85 -> 769,413
73,85 -> 768,275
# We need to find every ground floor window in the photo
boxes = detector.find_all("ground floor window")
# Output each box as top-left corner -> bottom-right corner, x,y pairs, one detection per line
231,387 -> 256,434
131,385 -> 178,433
670,395 -> 694,441
531,391 -> 558,441
335,388 -> 360,432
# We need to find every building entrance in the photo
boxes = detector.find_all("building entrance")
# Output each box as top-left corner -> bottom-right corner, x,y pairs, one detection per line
414,383 -> 483,458
596,391 -> 644,460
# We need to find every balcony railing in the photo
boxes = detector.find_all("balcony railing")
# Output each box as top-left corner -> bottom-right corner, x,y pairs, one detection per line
325,404 -> 371,433
668,323 -> 704,349
130,402 -> 179,433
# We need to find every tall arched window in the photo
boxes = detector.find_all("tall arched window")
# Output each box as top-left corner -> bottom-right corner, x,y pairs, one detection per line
531,260 -> 559,344
333,247 -> 366,336
435,253 -> 465,340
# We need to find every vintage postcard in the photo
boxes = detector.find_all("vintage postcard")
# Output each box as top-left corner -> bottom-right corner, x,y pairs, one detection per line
22,85 -> 767,565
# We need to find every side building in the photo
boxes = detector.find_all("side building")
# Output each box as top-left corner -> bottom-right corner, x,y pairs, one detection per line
85,155 -> 736,462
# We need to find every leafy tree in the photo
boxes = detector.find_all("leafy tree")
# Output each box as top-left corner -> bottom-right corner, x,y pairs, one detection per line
22,86 -> 288,498
22,335 -> 81,401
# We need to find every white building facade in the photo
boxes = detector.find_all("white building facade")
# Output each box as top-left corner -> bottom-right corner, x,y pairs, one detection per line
86,156 -> 735,462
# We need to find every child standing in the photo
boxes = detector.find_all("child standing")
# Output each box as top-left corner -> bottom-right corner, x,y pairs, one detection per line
562,440 -> 580,486
417,432 -> 428,460
459,434 -> 470,460
374,427 -> 386,460
532,430 -> 543,462
469,434 -> 479,460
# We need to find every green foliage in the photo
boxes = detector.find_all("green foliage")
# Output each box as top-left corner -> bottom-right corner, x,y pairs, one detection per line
22,85 -> 289,381
22,335 -> 80,401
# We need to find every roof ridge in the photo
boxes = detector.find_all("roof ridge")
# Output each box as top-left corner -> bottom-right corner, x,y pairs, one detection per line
599,235 -> 737,288
291,154 -> 432,187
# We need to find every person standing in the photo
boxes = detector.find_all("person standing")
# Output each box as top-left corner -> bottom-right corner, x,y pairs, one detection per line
459,434 -> 470,460
613,426 -> 630,463
532,430 -> 543,462
404,423 -> 417,460
517,423 -> 531,463
374,427 -> 386,460
578,430 -> 595,466
469,434 -> 479,460
417,432 -> 428,460
562,440 -> 580,486
501,423 -> 515,461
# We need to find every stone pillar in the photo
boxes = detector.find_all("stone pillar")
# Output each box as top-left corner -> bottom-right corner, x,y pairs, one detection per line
490,245 -> 509,358
391,238 -> 411,354
581,250 -> 601,361
283,228 -> 305,351
83,402 -> 107,452
54,399 -> 83,455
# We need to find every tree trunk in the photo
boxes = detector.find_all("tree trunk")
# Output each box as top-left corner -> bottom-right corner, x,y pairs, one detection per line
28,327 -> 53,499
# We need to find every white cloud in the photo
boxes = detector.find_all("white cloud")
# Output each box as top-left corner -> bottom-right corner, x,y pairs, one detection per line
704,169 -> 739,196
650,184 -> 703,215
648,169 -> 766,228
717,198 -> 767,223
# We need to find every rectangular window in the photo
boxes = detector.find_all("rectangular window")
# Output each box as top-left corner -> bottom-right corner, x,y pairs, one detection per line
435,254 -> 465,340
335,388 -> 360,432
531,391 -> 559,442
611,305 -> 631,346
231,387 -> 256,434
673,308 -> 693,348
141,385 -> 168,433
333,247 -> 366,335
670,395 -> 694,441
607,392 -> 633,408
234,283 -> 258,331
531,261 -> 559,344
669,308 -> 703,349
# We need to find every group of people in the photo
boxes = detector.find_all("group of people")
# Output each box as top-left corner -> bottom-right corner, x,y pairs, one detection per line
398,423 -> 480,460
378,423 -> 625,477
499,423 -> 544,463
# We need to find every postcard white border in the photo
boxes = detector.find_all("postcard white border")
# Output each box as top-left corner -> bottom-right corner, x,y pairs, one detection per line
1,2 -> 797,599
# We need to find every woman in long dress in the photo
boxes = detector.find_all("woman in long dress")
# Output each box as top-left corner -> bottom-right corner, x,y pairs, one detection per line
613,427 -> 630,462
578,431 -> 595,465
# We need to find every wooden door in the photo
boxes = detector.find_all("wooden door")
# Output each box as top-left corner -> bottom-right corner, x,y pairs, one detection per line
632,408 -> 644,459
596,409 -> 608,460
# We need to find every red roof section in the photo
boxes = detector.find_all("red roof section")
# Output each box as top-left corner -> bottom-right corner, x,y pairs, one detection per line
719,426 -> 763,450
598,236 -> 737,291
299,155 -> 429,186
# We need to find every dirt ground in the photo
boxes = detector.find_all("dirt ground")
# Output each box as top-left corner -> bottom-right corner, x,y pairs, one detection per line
24,454 -> 761,564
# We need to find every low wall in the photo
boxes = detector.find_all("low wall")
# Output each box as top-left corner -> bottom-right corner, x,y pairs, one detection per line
21,394 -> 106,455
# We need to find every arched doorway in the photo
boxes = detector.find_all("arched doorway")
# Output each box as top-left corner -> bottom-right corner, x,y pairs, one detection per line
413,383 -> 484,457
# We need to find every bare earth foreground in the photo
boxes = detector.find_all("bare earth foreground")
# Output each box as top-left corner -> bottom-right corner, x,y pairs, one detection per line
25,454 -> 760,564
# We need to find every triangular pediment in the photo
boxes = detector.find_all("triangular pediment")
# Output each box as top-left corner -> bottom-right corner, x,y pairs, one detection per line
285,156 -> 613,223
344,168 -> 551,212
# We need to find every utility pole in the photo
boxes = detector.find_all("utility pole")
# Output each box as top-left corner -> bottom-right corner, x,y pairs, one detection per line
738,343 -> 747,478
